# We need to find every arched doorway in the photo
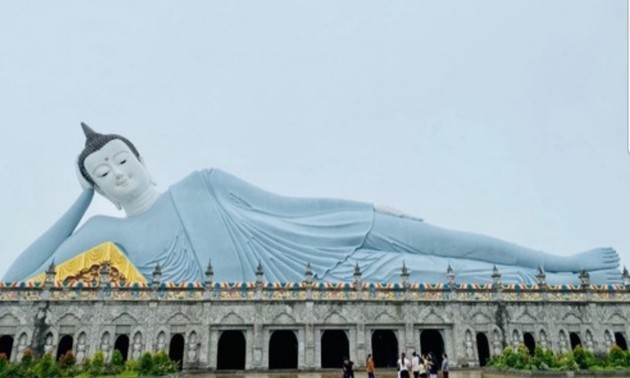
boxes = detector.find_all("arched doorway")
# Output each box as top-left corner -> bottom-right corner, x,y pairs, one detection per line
371,330 -> 398,368
420,329 -> 444,367
169,334 -> 185,370
321,330 -> 349,368
114,335 -> 130,362
523,332 -> 536,355
217,330 -> 246,370
476,333 -> 490,367
569,332 -> 582,350
615,332 -> 628,350
56,335 -> 73,360
0,335 -> 14,360
269,330 -> 298,369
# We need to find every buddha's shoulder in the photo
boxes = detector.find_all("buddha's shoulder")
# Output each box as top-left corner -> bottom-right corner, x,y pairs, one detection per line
177,168 -> 248,187
80,214 -> 128,229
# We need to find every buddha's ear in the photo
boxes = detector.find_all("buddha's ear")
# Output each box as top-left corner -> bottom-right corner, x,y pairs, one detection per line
75,162 -> 93,190
139,156 -> 157,186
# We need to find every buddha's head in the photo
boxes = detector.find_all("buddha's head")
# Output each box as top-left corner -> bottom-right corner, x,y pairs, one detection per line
77,123 -> 158,213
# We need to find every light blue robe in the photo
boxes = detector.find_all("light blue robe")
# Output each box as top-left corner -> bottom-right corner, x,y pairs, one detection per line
4,169 -> 620,284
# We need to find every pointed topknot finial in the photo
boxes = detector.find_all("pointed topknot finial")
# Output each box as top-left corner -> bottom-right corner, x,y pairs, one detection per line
80,122 -> 103,146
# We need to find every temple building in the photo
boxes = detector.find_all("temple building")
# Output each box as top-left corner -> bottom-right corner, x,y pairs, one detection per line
0,259 -> 629,371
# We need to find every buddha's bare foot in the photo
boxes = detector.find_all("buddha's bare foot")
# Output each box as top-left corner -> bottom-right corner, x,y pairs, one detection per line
588,268 -> 623,285
545,248 -> 619,272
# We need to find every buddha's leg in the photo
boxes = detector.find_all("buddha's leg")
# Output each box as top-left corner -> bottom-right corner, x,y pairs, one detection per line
322,249 -> 620,285
363,211 -> 619,273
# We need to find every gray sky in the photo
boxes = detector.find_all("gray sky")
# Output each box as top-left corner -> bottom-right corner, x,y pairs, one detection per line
0,1 -> 628,280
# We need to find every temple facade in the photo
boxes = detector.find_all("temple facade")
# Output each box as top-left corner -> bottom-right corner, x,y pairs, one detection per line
0,264 -> 629,371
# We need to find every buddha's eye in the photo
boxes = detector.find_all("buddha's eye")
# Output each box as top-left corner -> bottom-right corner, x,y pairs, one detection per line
94,165 -> 111,178
120,160 -> 127,165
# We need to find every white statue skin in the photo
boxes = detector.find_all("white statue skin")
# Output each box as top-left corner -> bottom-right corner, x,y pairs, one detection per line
83,140 -> 160,216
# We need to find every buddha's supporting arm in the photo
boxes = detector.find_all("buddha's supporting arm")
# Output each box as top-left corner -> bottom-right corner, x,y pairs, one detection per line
3,190 -> 94,282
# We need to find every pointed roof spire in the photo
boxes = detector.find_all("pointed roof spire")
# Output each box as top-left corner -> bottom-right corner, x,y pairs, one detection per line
401,260 -> 409,276
446,263 -> 454,275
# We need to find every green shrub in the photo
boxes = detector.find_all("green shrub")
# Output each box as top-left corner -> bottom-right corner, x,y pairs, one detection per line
111,349 -> 124,368
1,363 -> 24,378
0,353 -> 7,373
120,359 -> 140,377
152,351 -> 178,375
88,350 -> 105,376
33,353 -> 59,378
573,345 -> 599,369
79,356 -> 91,374
138,352 -> 154,376
557,351 -> 578,371
58,351 -> 76,370
607,344 -> 627,368
19,348 -> 33,367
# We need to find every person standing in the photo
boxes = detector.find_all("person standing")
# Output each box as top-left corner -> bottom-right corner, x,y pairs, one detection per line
441,354 -> 449,378
411,352 -> 421,378
428,352 -> 438,378
366,354 -> 375,378
397,352 -> 411,378
343,357 -> 355,378
421,354 -> 430,378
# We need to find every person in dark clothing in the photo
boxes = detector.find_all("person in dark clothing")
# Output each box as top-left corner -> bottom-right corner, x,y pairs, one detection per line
343,356 -> 355,378
428,352 -> 438,378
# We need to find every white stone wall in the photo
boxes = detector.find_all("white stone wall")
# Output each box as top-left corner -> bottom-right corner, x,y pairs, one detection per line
0,298 -> 629,370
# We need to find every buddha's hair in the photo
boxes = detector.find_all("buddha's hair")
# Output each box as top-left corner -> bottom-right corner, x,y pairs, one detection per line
77,123 -> 141,187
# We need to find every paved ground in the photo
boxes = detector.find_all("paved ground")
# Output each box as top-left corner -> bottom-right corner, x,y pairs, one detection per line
184,370 -> 482,378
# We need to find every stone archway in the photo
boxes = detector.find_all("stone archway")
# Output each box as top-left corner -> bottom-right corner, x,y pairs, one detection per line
420,329 -> 445,367
523,332 -> 535,355
56,335 -> 74,361
476,332 -> 490,367
269,330 -> 298,369
569,332 -> 582,350
0,335 -> 14,360
114,334 -> 130,362
169,334 -> 185,370
615,332 -> 628,350
371,330 -> 398,368
321,330 -> 349,368
217,330 -> 246,370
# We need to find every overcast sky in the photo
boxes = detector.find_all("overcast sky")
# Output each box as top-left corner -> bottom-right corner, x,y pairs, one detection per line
0,1 -> 627,280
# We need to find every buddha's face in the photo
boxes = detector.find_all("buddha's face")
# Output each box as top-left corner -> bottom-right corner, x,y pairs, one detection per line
84,139 -> 152,205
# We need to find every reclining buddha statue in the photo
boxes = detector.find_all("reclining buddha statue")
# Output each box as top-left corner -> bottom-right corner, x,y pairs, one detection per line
3,124 -> 621,284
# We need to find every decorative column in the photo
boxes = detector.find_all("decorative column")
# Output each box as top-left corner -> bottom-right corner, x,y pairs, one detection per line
401,261 -> 410,300
353,263 -> 363,295
622,267 -> 630,291
304,263 -> 314,300
491,265 -> 502,301
579,269 -> 591,301
255,261 -> 264,300
151,264 -> 162,300
204,260 -> 214,300
42,261 -> 56,300
536,265 -> 548,301
98,263 -> 111,300
446,264 -> 456,299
